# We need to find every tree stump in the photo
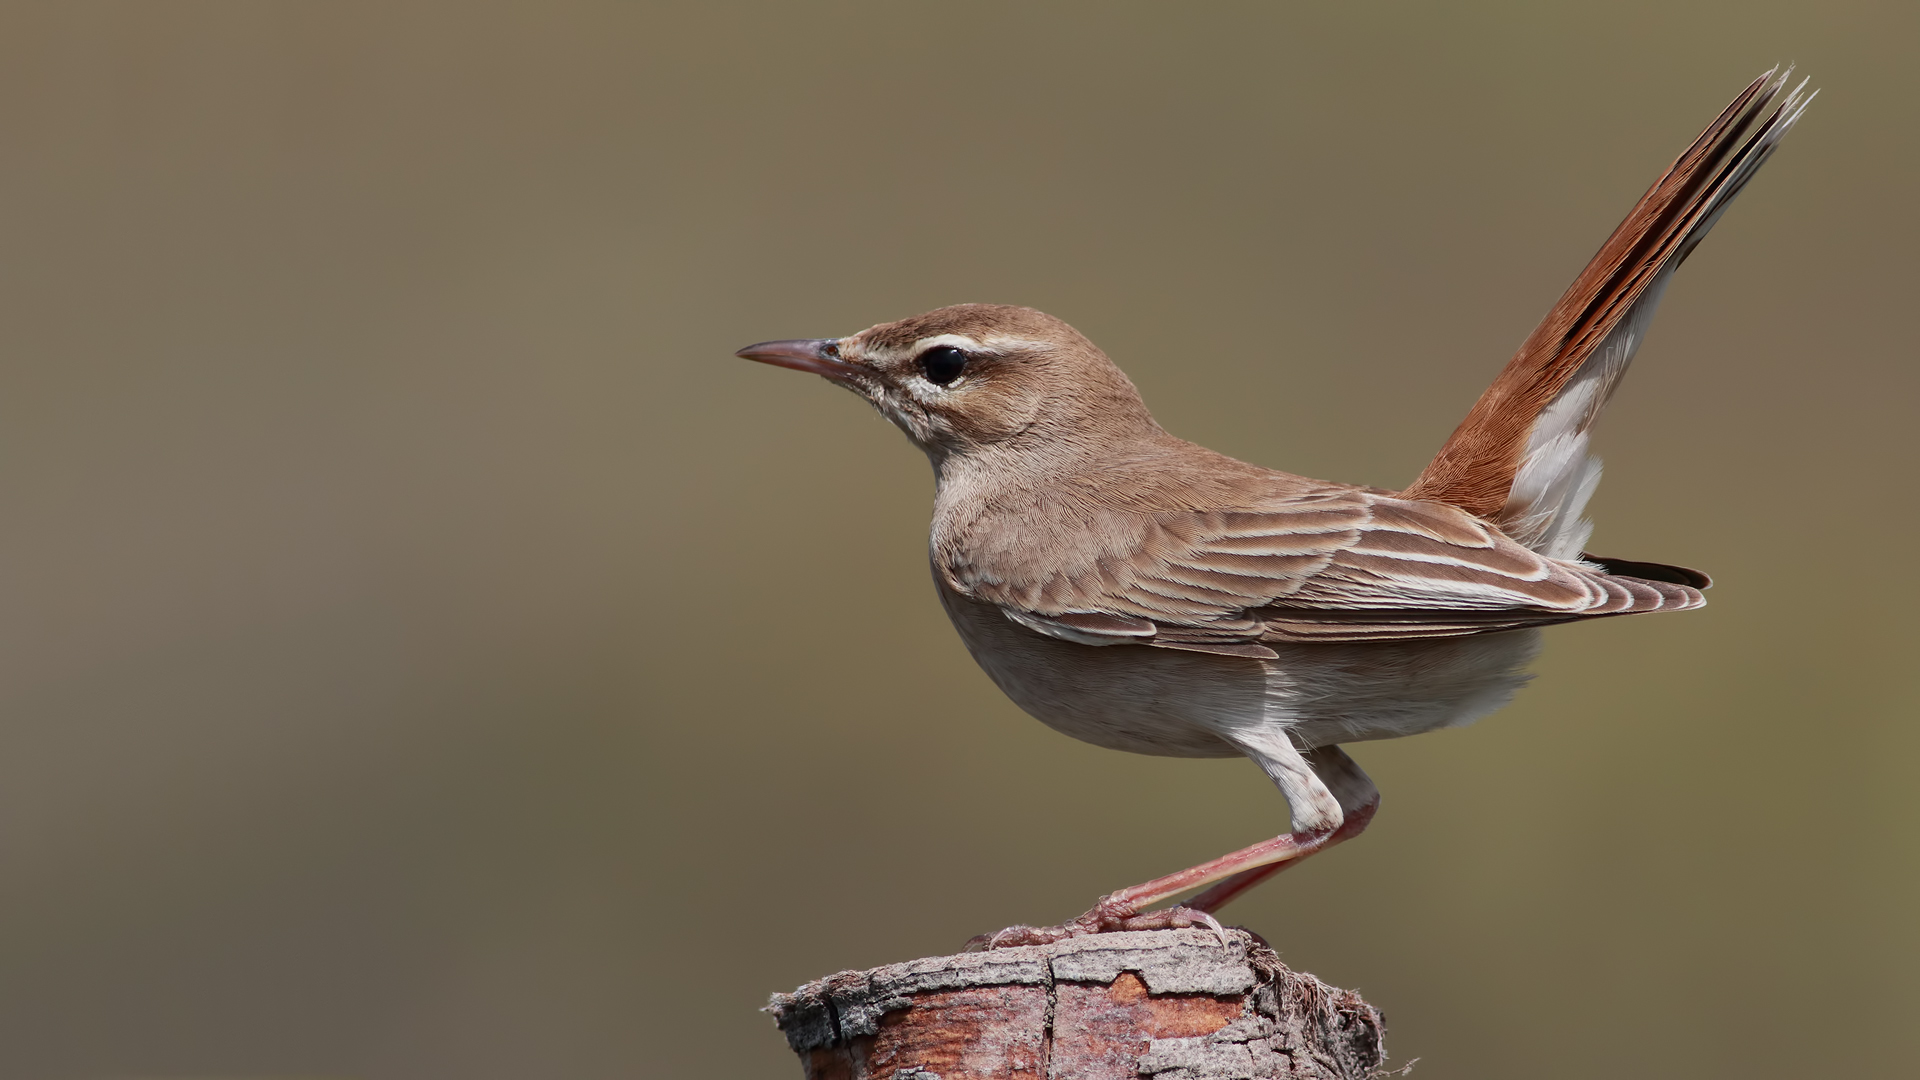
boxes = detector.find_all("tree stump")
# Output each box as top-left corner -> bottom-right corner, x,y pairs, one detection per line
766,928 -> 1389,1079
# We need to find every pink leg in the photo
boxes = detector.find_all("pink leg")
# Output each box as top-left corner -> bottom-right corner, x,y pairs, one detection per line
971,743 -> 1377,950
1184,794 -> 1377,913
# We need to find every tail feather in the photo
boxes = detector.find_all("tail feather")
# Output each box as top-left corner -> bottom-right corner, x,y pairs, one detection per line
1582,553 -> 1712,589
1403,70 -> 1814,556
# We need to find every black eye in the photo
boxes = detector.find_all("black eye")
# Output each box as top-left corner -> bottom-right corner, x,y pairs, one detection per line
918,345 -> 969,386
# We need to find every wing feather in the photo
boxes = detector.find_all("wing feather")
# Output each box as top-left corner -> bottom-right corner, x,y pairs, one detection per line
957,488 -> 1704,651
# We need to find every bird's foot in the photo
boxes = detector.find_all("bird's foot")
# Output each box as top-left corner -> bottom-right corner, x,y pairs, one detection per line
964,898 -> 1229,951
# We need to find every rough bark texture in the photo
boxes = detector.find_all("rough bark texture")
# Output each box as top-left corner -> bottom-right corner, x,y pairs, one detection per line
767,928 -> 1389,1080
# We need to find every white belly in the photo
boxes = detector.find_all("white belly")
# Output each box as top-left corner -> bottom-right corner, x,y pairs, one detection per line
938,579 -> 1541,757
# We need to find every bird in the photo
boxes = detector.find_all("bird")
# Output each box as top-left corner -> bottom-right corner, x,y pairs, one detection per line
735,70 -> 1812,949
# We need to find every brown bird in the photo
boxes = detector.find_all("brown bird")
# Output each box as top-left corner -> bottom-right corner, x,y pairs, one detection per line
737,70 -> 1811,948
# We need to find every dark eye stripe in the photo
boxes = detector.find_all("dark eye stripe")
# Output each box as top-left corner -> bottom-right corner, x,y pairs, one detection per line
919,345 -> 968,385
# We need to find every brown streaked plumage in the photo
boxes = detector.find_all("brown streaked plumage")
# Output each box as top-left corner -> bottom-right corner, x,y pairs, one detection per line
735,71 -> 1811,948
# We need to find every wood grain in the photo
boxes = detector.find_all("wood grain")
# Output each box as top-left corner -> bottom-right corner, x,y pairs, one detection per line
768,929 -> 1388,1080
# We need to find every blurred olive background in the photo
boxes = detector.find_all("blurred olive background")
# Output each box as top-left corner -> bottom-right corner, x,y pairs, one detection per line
1,3 -> 1913,1078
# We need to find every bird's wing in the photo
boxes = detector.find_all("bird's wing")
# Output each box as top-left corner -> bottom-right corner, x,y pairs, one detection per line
959,488 -> 1702,652
1245,506 -> 1706,644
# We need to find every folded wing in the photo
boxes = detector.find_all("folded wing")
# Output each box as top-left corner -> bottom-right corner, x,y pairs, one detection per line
969,490 -> 1704,651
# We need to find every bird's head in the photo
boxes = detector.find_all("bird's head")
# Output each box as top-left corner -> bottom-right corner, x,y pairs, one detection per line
736,304 -> 1158,465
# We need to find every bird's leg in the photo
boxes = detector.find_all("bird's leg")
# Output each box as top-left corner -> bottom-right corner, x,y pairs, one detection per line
1186,746 -> 1379,913
972,739 -> 1375,950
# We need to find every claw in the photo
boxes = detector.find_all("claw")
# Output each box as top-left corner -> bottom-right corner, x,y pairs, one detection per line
989,925 -> 1037,949
963,923 -> 1074,951
968,902 -> 1236,950
1176,906 -> 1231,948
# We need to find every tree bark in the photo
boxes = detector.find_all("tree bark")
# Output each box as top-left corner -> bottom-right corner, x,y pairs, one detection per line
766,928 -> 1390,1080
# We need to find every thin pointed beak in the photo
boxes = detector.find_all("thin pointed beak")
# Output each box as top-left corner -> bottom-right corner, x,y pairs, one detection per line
734,338 -> 860,380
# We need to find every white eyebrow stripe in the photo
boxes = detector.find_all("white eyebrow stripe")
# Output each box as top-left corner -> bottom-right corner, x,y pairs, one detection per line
911,333 -> 1049,359
858,333 -> 978,365
863,332 -> 1047,367
913,333 -> 988,354
977,335 -> 1051,352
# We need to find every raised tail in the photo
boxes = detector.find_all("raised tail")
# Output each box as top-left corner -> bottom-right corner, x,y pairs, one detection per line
1402,69 -> 1814,559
